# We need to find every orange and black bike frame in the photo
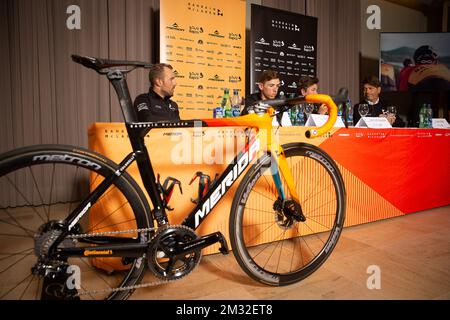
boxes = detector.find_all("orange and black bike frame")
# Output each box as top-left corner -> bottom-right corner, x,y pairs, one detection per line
54,59 -> 339,259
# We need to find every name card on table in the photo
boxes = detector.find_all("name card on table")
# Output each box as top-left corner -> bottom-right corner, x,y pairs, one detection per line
272,112 -> 293,127
432,118 -> 450,128
355,117 -> 392,129
305,114 -> 346,127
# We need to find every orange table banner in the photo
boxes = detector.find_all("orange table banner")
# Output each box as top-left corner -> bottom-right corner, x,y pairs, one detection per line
88,124 -> 450,257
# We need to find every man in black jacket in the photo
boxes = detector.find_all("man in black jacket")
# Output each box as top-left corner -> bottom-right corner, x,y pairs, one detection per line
133,63 -> 180,122
353,76 -> 405,127
241,70 -> 281,115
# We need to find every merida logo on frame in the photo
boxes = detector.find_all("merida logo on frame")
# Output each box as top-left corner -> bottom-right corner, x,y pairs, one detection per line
194,139 -> 260,228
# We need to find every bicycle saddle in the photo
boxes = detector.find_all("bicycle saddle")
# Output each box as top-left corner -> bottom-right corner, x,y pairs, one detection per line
71,54 -> 152,72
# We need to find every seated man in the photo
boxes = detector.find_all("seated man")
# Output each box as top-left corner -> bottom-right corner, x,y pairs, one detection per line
297,76 -> 327,115
353,76 -> 405,127
241,70 -> 281,115
133,63 -> 180,122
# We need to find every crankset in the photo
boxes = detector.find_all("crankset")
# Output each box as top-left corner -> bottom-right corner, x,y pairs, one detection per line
147,225 -> 229,280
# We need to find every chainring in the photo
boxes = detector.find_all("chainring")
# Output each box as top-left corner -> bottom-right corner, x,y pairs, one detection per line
147,225 -> 201,281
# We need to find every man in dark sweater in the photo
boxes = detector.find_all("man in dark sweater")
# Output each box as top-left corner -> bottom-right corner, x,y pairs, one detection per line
241,70 -> 281,115
133,63 -> 180,122
353,76 -> 405,127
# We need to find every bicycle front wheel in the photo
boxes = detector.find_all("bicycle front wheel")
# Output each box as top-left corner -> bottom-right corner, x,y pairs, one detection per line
230,143 -> 345,286
0,145 -> 152,300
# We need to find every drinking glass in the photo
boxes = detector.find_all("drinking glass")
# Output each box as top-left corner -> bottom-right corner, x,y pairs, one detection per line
387,106 -> 397,116
304,103 -> 314,116
358,104 -> 369,117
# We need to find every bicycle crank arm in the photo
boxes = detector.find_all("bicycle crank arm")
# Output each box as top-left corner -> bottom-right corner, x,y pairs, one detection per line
56,243 -> 148,259
176,232 -> 229,256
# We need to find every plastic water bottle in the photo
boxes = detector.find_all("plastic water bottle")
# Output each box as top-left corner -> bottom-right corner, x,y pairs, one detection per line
221,89 -> 232,118
426,104 -> 433,128
346,99 -> 354,126
290,106 -> 299,126
297,106 -> 305,126
337,103 -> 343,122
419,103 -> 427,128
231,89 -> 241,117
213,106 -> 224,118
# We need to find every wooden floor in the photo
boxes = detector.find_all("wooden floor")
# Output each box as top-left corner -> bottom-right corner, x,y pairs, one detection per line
131,205 -> 450,300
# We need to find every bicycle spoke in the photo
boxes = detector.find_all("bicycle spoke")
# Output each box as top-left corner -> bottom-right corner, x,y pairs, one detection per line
0,249 -> 34,274
0,247 -> 34,262
4,176 -> 47,227
46,164 -> 56,222
243,207 -> 276,215
89,199 -> 131,231
18,273 -> 36,300
0,212 -> 36,238
0,272 -> 34,300
29,166 -> 50,222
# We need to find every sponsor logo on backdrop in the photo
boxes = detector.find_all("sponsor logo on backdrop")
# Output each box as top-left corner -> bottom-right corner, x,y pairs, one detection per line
208,74 -> 225,82
271,20 -> 300,32
174,70 -> 185,78
189,26 -> 204,34
229,76 -> 242,83
189,72 -> 204,80
167,23 -> 184,32
229,33 -> 242,40
288,43 -> 301,51
255,38 -> 269,46
187,3 -> 224,16
304,45 -> 315,52
273,40 -> 284,48
209,30 -> 224,38
288,82 -> 297,89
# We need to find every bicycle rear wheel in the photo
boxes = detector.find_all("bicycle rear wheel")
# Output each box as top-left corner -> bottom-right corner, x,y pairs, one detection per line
0,145 -> 152,300
230,143 -> 345,286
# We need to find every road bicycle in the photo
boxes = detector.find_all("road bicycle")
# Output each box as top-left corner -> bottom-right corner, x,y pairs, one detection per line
0,55 -> 347,300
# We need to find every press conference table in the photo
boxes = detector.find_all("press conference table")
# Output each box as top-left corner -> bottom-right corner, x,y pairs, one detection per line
88,124 -> 450,254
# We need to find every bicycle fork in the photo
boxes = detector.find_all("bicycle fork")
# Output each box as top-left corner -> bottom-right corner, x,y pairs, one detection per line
270,146 -> 306,222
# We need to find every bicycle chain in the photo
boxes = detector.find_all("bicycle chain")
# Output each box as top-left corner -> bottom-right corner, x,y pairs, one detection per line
65,226 -> 183,298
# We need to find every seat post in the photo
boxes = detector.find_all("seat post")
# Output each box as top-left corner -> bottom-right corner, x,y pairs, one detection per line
107,70 -> 138,123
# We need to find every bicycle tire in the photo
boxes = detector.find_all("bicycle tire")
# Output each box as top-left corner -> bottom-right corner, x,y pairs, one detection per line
229,143 -> 346,286
0,145 -> 152,300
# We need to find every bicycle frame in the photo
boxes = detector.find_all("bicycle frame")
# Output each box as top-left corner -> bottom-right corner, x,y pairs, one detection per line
52,62 -> 339,259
